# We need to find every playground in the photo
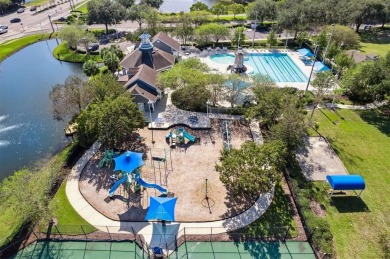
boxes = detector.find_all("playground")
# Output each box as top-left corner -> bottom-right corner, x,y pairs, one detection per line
78,119 -> 254,222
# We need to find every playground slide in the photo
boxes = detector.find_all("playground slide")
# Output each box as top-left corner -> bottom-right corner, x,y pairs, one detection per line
135,173 -> 167,194
183,131 -> 196,142
108,175 -> 127,196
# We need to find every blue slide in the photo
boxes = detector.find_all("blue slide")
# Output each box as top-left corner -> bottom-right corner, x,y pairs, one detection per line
135,173 -> 167,194
183,131 -> 195,142
108,175 -> 127,196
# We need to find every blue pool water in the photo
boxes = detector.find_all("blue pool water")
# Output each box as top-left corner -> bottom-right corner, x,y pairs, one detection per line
211,53 -> 308,83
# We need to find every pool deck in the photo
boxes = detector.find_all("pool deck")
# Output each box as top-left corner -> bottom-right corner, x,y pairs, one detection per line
196,49 -> 315,91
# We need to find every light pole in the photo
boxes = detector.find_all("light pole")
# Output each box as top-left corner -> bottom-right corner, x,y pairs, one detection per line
323,24 -> 335,63
148,101 -> 155,145
48,15 -> 55,33
304,44 -> 319,94
252,12 -> 258,47
284,31 -> 289,49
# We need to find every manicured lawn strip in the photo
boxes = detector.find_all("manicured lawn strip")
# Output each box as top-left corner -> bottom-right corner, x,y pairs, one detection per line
25,0 -> 49,7
50,181 -> 96,234
74,3 -> 88,13
240,184 -> 298,238
53,41 -> 103,63
359,42 -> 390,57
0,33 -> 52,62
310,108 -> 390,258
0,145 -> 73,247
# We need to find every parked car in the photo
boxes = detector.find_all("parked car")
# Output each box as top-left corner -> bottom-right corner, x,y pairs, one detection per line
57,17 -> 66,22
16,8 -> 24,13
0,25 -> 8,29
0,28 -> 8,34
99,37 -> 110,45
10,18 -> 21,23
30,6 -> 37,11
87,43 -> 99,52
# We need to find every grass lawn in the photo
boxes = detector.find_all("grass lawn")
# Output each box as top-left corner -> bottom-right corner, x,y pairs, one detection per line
74,2 -> 88,13
310,108 -> 390,258
359,28 -> 390,57
0,33 -> 52,62
25,0 -> 49,7
50,181 -> 96,234
241,184 -> 298,238
53,41 -> 103,63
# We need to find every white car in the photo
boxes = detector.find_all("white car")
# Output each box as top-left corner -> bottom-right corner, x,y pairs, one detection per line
0,28 -> 8,34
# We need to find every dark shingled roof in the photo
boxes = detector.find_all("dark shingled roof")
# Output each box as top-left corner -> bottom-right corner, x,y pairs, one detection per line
120,48 -> 175,71
123,65 -> 161,102
152,32 -> 181,52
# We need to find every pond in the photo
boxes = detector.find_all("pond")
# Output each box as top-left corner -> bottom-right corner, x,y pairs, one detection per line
159,0 -> 217,13
0,39 -> 82,181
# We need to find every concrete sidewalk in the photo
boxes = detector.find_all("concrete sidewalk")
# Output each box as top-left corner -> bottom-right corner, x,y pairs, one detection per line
66,142 -> 273,246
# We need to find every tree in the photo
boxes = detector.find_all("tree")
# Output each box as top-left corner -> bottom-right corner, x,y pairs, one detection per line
144,8 -> 161,35
117,0 -> 134,8
171,83 -> 210,111
216,141 -> 286,197
276,0 -> 310,39
321,25 -> 360,50
127,4 -> 150,29
266,29 -> 277,48
210,3 -> 228,20
229,3 -> 245,19
247,0 -> 276,24
341,54 -> 390,102
58,25 -> 84,50
87,0 -> 126,34
195,23 -> 230,45
0,0 -> 11,15
79,32 -> 97,53
76,94 -> 145,148
140,0 -> 163,9
49,76 -> 88,121
311,71 -> 336,117
207,73 -> 225,106
223,74 -> 250,108
231,27 -> 246,47
269,98 -> 307,154
84,73 -> 125,102
101,44 -> 124,60
189,10 -> 211,27
296,31 -> 308,48
190,2 -> 208,12
174,13 -> 194,45
102,51 -> 120,73
157,58 -> 209,90
334,51 -> 354,77
83,60 -> 100,77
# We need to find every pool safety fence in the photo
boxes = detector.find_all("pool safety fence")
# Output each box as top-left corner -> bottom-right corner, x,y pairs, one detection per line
208,106 -> 246,115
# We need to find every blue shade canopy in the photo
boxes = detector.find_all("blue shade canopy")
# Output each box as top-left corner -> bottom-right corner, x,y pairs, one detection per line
113,151 -> 144,173
326,175 -> 365,191
145,197 -> 177,221
314,61 -> 331,72
297,48 -> 314,57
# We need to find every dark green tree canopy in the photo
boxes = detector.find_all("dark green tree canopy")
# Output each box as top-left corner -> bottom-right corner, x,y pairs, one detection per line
87,0 -> 126,33
247,0 -> 276,24
77,94 -> 145,148
216,141 -> 286,196
190,1 -> 208,11
140,0 -> 163,9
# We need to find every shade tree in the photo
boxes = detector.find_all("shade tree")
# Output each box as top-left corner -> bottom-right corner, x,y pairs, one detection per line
228,3 -> 245,19
190,1 -> 208,11
195,23 -> 230,45
87,0 -> 126,33
210,3 -> 228,20
247,0 -> 276,24
83,60 -> 100,77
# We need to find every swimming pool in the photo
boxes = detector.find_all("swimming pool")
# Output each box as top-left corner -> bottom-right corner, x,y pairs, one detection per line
210,53 -> 308,83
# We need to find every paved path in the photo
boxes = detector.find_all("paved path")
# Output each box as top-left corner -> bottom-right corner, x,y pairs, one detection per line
326,100 -> 388,110
66,142 -> 273,252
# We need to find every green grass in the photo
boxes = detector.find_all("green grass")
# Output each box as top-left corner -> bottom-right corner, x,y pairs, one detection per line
359,42 -> 390,57
359,28 -> 390,57
50,181 -> 96,234
74,3 -> 88,13
0,33 -> 52,62
241,184 -> 298,238
310,108 -> 390,258
0,145 -> 73,247
53,41 -> 103,63
25,0 -> 49,7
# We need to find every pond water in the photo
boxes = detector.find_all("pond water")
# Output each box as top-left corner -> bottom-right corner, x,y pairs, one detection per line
0,39 -> 82,181
160,0 -> 217,13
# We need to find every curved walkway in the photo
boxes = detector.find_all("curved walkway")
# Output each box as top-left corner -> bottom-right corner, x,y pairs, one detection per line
326,100 -> 388,110
66,142 -> 274,247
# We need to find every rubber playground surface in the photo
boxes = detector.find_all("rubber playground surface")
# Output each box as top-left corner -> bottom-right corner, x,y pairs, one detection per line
14,240 -> 316,259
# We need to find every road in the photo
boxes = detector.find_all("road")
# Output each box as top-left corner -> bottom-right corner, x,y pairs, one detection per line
0,0 -> 82,43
